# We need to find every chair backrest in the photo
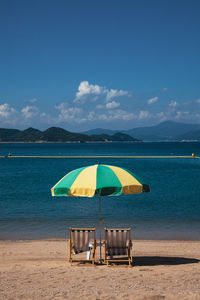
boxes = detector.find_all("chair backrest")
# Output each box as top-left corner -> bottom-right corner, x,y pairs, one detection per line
105,229 -> 130,256
70,228 -> 94,253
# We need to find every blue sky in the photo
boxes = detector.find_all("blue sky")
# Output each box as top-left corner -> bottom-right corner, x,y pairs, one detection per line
0,0 -> 200,131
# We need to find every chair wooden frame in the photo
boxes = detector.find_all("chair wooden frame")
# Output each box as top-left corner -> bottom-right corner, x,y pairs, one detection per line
104,228 -> 132,266
69,228 -> 96,264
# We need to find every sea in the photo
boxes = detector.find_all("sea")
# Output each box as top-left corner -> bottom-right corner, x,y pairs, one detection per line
0,142 -> 200,240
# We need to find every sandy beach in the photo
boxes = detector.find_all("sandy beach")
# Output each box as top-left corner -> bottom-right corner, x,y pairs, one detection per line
0,239 -> 200,300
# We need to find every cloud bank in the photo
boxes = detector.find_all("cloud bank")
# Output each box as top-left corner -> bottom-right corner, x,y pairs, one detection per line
1,81 -> 200,129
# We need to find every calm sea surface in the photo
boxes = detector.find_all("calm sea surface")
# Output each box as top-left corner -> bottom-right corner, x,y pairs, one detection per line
0,142 -> 200,240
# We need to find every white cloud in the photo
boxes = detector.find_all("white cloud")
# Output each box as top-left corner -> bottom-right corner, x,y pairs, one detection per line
196,99 -> 200,103
29,98 -> 38,103
169,100 -> 178,109
55,103 -> 82,122
174,111 -> 189,120
73,81 -> 130,104
99,109 -> 135,121
147,96 -> 159,105
118,110 -> 135,121
87,111 -> 96,121
55,102 -> 134,123
55,102 -> 68,111
74,81 -> 106,103
21,106 -> 39,119
139,110 -> 150,119
96,104 -> 104,109
40,112 -> 47,117
106,101 -> 120,109
106,89 -> 129,101
174,111 -> 182,119
155,106 -> 190,122
156,112 -> 167,121
0,103 -> 16,118
163,88 -> 168,91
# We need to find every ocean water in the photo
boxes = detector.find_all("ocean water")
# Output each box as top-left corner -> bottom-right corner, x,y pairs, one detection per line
0,142 -> 200,240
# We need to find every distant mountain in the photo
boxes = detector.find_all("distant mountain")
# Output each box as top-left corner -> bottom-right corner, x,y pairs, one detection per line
0,128 -> 20,141
0,127 -> 42,142
0,127 -> 138,142
82,128 -> 117,135
125,121 -> 200,141
110,132 -> 140,141
81,121 -> 200,141
0,127 -> 100,142
2,121 -> 200,142
14,128 -> 42,141
177,130 -> 200,141
40,127 -> 93,142
91,132 -> 140,142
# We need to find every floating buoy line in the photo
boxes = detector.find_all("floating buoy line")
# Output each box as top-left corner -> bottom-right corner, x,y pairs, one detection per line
0,154 -> 199,159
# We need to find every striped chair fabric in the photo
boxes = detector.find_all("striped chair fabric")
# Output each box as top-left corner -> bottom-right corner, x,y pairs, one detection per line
106,230 -> 128,256
71,229 -> 91,253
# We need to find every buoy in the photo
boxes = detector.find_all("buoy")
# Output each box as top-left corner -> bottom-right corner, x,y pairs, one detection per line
7,153 -> 12,157
192,153 -> 195,158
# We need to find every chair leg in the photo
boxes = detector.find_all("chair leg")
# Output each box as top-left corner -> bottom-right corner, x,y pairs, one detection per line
92,247 -> 95,265
129,259 -> 131,267
68,241 -> 72,262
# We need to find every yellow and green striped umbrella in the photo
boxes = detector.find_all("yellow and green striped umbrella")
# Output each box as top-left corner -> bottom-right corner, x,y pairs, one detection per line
51,164 -> 150,197
51,163 -> 150,262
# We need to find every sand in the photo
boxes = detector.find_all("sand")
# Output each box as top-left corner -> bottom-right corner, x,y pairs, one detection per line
0,239 -> 200,300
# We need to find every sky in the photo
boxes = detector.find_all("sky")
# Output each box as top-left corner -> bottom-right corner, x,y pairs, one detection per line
0,0 -> 200,131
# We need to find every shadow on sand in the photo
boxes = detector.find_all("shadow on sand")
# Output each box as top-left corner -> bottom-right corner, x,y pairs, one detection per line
134,256 -> 200,267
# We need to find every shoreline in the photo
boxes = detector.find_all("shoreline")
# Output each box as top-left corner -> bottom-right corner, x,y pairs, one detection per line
0,141 -> 141,144
1,140 -> 200,143
1,238 -> 200,242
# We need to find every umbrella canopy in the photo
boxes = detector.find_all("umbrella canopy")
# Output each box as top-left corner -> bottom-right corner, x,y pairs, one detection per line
51,164 -> 150,197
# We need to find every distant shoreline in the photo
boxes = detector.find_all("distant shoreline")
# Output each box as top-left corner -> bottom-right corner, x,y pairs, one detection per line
0,141 -> 140,144
0,140 -> 199,143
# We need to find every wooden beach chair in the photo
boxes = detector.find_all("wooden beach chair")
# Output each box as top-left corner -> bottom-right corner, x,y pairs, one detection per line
104,228 -> 132,266
69,228 -> 96,264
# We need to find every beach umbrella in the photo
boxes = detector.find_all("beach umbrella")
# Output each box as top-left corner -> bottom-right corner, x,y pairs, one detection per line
51,163 -> 150,260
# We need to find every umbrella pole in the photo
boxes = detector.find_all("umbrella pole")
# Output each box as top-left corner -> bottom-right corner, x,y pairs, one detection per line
99,195 -> 102,262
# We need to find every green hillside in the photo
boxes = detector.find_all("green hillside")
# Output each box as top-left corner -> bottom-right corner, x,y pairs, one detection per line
0,127 -> 137,142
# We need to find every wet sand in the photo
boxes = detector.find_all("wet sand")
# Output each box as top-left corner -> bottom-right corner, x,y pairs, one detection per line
0,239 -> 200,299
